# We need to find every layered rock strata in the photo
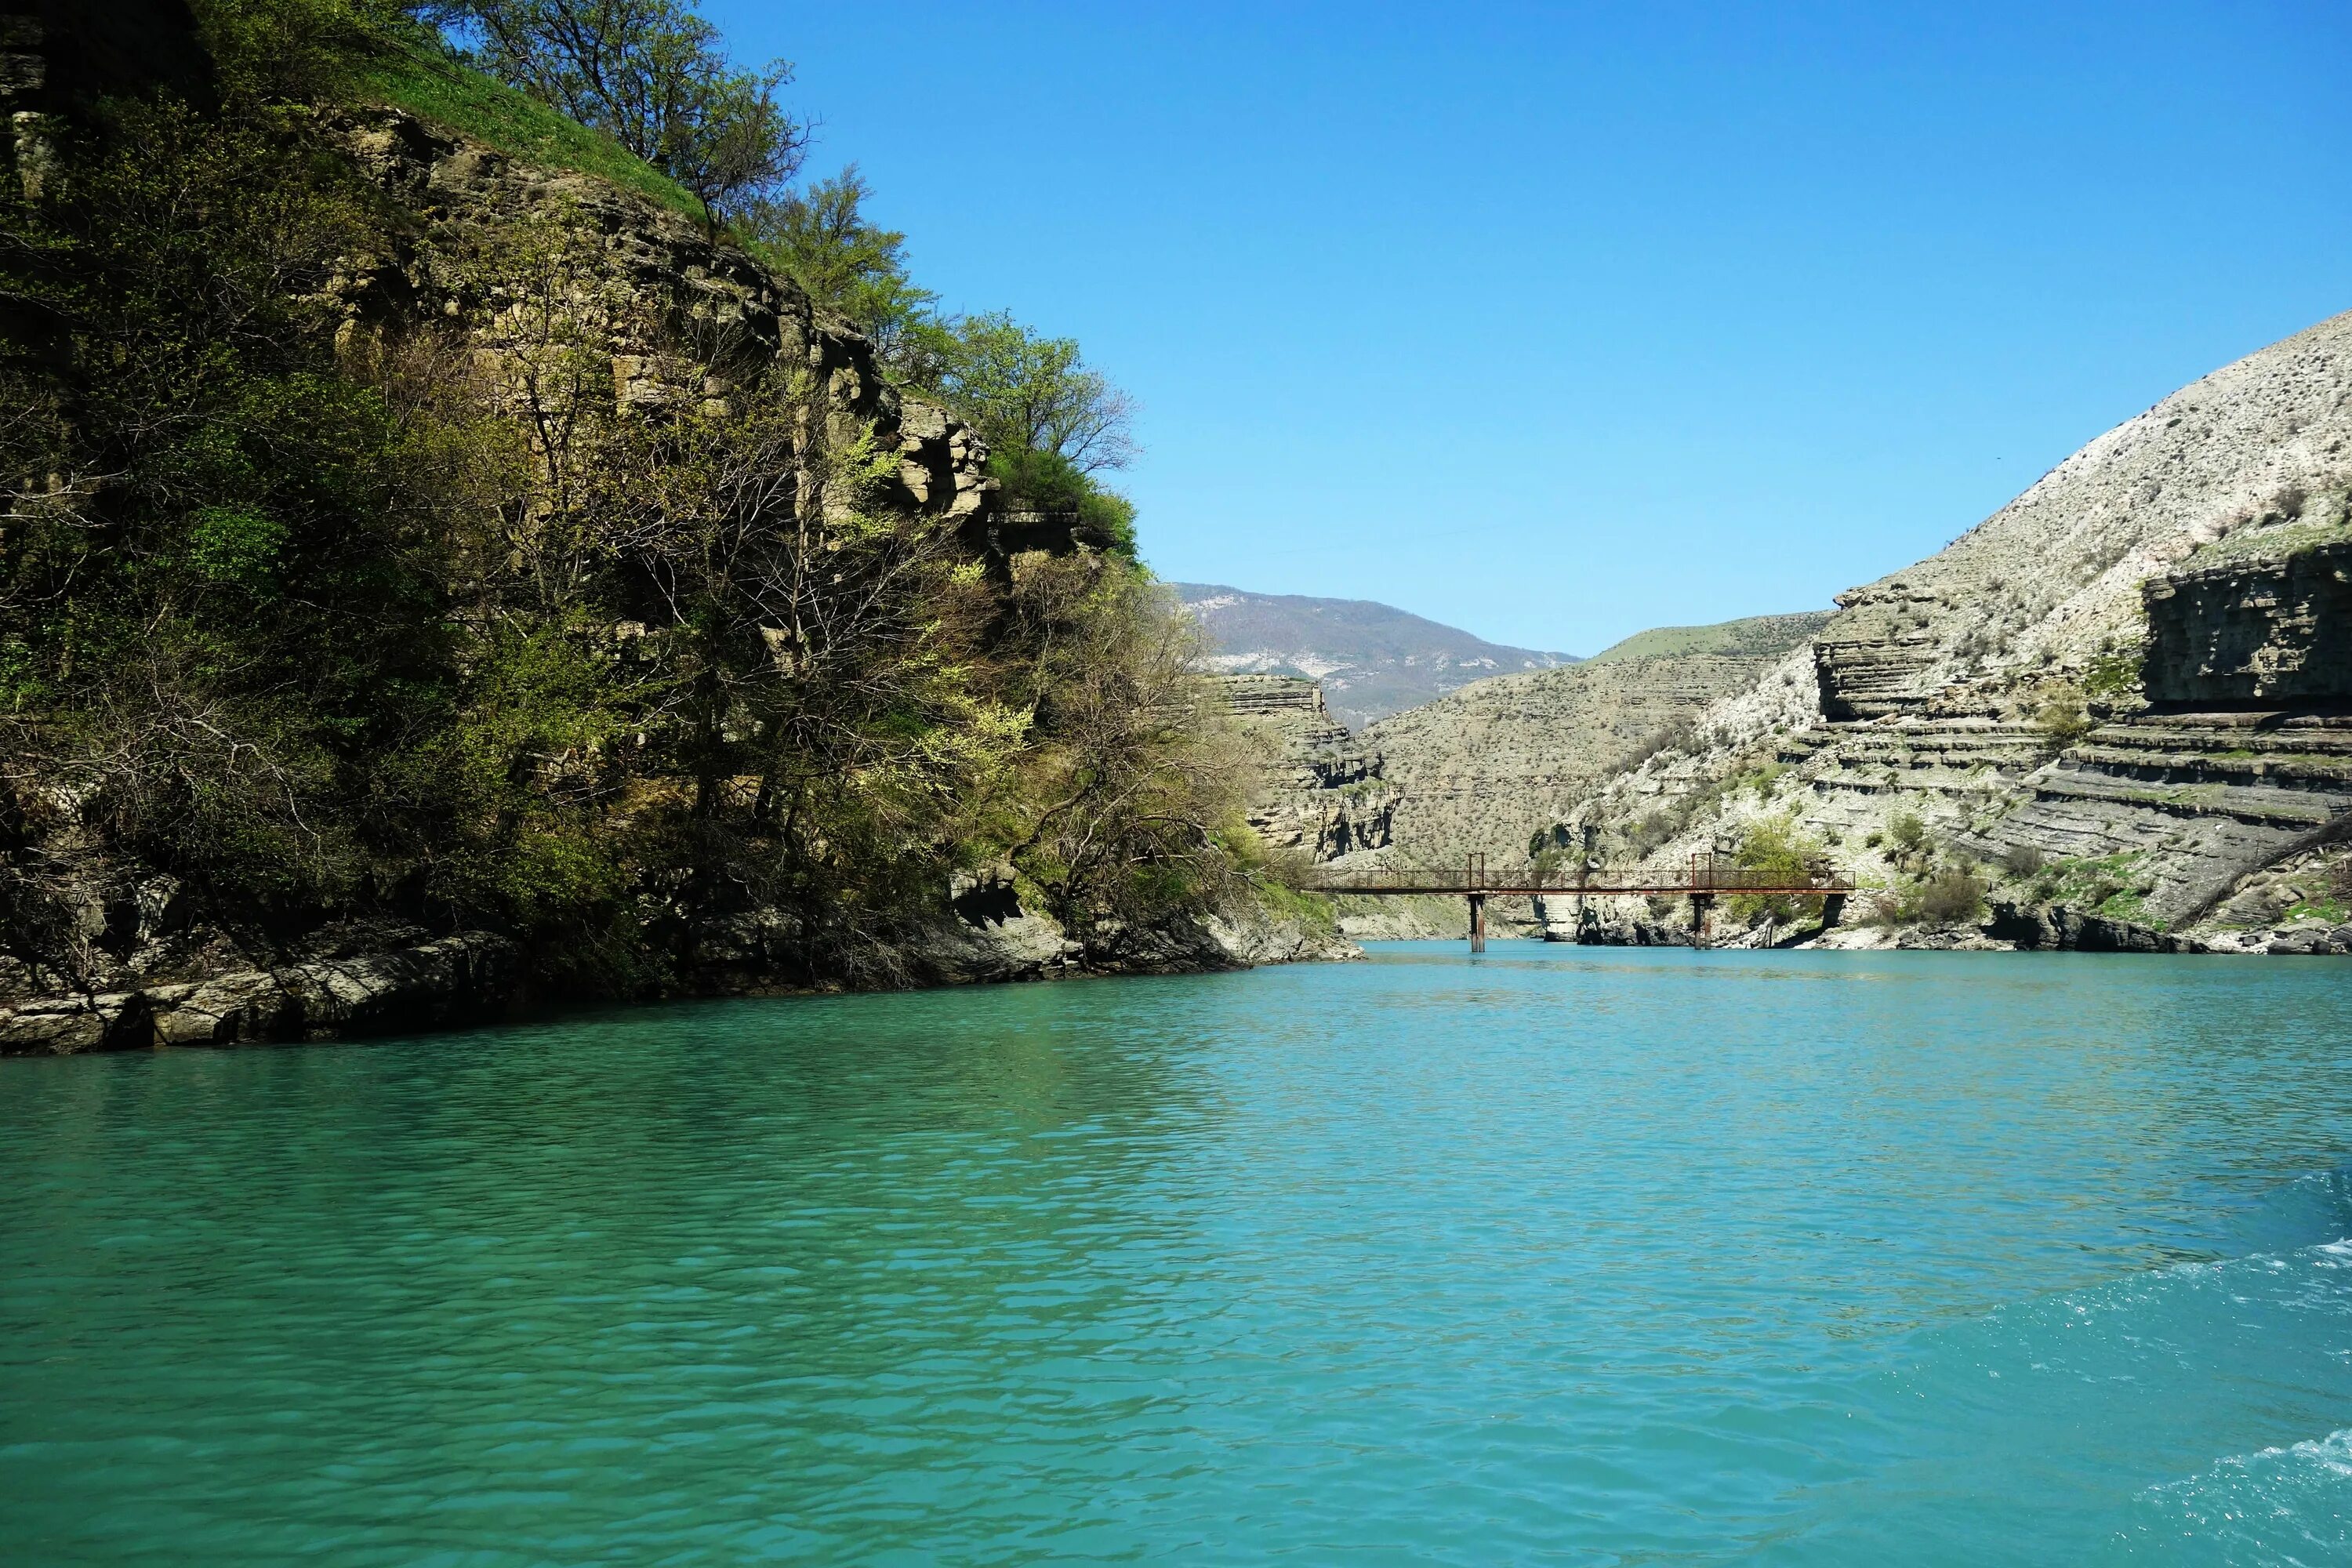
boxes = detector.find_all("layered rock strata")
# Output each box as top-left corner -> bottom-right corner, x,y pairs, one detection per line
325,106 -> 996,546
1215,675 -> 1396,862
1545,311 -> 2352,951
2143,539 -> 2352,706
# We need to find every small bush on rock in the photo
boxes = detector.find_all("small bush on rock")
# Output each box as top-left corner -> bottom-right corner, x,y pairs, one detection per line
1904,867 -> 1987,926
1728,815 -> 1827,926
1885,811 -> 1927,862
2035,687 -> 2093,747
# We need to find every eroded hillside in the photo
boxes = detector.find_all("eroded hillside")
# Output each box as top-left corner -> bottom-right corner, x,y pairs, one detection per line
1552,310 -> 2352,952
1355,612 -> 1831,866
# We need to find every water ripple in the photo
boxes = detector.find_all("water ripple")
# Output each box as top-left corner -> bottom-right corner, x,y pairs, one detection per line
4,946 -> 2351,1563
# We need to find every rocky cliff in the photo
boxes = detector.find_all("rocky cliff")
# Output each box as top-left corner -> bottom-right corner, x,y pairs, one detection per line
2143,530 -> 2352,706
0,25 -> 1349,1051
325,105 -> 995,539
1546,311 -> 2352,953
1214,675 -> 1396,862
1811,317 -> 2352,720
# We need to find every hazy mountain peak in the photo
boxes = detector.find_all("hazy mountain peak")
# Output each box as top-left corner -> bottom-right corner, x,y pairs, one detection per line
1171,583 -> 1578,729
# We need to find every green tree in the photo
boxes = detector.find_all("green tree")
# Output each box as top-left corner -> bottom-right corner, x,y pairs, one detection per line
939,310 -> 1138,476
1728,815 -> 1828,926
450,0 -> 806,224
737,166 -> 949,380
929,310 -> 1142,551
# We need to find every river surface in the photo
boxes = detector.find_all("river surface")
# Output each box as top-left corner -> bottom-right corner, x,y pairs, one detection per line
5,944 -> 2352,1564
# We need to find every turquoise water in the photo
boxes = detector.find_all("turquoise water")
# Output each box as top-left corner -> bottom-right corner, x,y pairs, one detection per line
5,944 -> 2352,1565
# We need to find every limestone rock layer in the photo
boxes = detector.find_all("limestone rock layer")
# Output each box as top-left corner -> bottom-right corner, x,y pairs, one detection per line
1541,310 -> 2352,949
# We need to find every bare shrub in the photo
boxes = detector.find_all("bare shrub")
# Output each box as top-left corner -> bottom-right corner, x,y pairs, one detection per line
1627,812 -> 1676,859
1857,890 -> 1903,927
1625,720 -> 1696,771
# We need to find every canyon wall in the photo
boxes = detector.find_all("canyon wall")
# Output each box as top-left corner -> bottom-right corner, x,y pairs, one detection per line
0,65 -> 1347,1050
1549,311 -> 2352,950
1215,676 -> 1396,862
2142,537 -> 2352,706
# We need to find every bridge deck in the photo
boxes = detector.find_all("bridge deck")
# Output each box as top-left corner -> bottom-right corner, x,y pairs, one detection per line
1298,857 -> 1853,951
1298,858 -> 1853,898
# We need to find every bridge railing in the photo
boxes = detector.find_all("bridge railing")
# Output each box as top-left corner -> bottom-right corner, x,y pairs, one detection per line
1297,855 -> 1853,895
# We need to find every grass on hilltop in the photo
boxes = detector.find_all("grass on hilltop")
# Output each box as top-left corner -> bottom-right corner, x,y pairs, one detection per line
1583,611 -> 1835,666
358,37 -> 708,223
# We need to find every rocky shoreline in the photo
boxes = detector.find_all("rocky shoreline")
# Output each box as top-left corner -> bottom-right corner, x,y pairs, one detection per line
0,902 -> 1359,1056
1534,908 -> 2352,956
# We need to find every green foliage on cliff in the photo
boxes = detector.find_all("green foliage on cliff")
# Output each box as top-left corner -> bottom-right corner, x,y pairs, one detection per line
2081,642 -> 2144,701
0,0 -> 1237,995
363,36 -> 711,220
737,168 -> 942,365
731,173 -> 1142,539
2025,852 -> 2154,926
391,3 -> 1145,543
445,0 -> 807,226
1727,815 -> 1826,924
3,94 -> 473,949
2033,685 -> 2094,747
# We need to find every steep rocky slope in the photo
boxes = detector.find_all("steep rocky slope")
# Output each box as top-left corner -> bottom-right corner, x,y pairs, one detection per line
1355,612 -> 1829,866
1551,311 -> 2352,952
1813,317 -> 2352,718
322,100 -> 1357,985
0,27 -> 1348,1051
1214,676 -> 1396,862
1175,583 -> 1577,728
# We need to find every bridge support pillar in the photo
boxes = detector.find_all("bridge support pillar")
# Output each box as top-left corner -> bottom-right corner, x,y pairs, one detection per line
1820,892 -> 1847,931
1690,891 -> 1714,949
1468,893 -> 1486,953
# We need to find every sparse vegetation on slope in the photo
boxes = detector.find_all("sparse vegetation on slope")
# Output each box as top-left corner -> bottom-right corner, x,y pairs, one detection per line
1530,311 -> 2352,952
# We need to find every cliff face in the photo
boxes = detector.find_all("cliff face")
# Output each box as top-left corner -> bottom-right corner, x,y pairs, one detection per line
0,71 -> 1343,1051
2143,535 -> 2352,706
1552,313 -> 2352,951
326,106 -> 993,539
1214,675 -> 1396,862
1356,613 -> 1829,865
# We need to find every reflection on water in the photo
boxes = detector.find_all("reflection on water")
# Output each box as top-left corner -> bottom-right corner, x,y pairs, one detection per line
4,945 -> 2350,1564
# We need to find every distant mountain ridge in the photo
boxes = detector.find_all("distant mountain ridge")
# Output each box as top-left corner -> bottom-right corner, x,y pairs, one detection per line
1172,583 -> 1578,729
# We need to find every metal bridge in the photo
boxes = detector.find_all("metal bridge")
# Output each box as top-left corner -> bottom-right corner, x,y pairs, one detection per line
1297,852 -> 1855,951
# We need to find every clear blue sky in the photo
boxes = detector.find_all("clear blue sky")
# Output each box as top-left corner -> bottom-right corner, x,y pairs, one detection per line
704,0 -> 2352,655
